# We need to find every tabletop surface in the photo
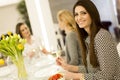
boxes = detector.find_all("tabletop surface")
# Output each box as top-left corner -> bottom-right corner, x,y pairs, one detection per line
0,54 -> 63,80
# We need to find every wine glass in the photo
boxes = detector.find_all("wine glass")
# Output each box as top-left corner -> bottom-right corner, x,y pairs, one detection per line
6,56 -> 12,66
56,44 -> 62,57
30,48 -> 40,64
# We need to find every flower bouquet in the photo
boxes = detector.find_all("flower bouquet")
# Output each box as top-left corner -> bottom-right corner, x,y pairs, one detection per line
0,32 -> 27,80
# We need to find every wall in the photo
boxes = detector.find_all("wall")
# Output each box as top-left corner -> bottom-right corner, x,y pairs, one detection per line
0,0 -> 58,51
92,0 -> 119,38
0,1 -> 21,35
49,0 -> 119,40
0,0 -> 119,45
25,0 -> 58,51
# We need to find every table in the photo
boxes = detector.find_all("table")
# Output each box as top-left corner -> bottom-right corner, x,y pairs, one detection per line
0,54 -> 63,80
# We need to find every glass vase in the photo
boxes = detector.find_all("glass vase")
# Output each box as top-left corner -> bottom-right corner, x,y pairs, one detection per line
12,56 -> 28,80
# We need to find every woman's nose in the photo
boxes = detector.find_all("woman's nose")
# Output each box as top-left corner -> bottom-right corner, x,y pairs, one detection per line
77,14 -> 82,20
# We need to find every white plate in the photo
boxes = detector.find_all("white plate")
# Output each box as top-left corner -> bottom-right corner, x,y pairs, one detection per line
34,65 -> 59,79
34,55 -> 56,68
0,66 -> 12,77
35,59 -> 55,68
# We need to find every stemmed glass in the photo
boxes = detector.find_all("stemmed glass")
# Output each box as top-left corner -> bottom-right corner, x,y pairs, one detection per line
6,56 -> 12,66
6,56 -> 18,80
38,41 -> 48,56
56,44 -> 62,57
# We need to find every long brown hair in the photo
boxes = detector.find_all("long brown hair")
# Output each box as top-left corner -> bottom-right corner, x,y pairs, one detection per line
16,22 -> 25,38
73,0 -> 103,67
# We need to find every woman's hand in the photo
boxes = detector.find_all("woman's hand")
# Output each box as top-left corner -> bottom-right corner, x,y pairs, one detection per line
28,51 -> 35,58
64,71 -> 85,80
56,57 -> 80,73
56,57 -> 63,66
56,57 -> 70,71
64,71 -> 74,80
41,48 -> 49,54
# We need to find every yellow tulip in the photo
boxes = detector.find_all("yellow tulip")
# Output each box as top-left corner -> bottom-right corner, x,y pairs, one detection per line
0,59 -> 5,66
17,44 -> 24,50
1,34 -> 5,40
7,31 -> 12,36
13,34 -> 18,38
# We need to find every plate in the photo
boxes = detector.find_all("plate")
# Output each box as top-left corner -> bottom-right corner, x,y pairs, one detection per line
34,65 -> 59,79
34,55 -> 56,68
35,59 -> 55,68
0,66 -> 12,77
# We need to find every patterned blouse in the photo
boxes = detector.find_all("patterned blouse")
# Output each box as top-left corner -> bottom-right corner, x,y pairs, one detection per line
78,28 -> 120,80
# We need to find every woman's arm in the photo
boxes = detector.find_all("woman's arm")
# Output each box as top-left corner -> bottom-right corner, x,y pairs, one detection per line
56,57 -> 79,72
66,32 -> 80,65
64,71 -> 85,80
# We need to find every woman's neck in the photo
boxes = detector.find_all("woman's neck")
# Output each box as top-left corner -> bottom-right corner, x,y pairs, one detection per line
26,36 -> 32,44
65,25 -> 74,34
84,27 -> 90,35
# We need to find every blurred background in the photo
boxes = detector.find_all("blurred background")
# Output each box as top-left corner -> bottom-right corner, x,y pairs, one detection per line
0,0 -> 120,51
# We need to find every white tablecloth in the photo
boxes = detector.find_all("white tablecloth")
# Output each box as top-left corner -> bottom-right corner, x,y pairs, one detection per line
0,54 -> 63,80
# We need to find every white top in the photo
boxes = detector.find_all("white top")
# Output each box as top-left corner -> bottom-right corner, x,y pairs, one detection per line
23,36 -> 42,57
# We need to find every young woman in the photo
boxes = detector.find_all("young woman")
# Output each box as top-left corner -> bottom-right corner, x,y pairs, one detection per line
16,22 -> 42,58
56,9 -> 81,65
56,0 -> 120,80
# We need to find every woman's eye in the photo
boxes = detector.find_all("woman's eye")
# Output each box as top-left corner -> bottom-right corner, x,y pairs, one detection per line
74,11 -> 87,16
21,29 -> 24,32
25,27 -> 27,30
81,11 -> 87,15
74,13 -> 78,16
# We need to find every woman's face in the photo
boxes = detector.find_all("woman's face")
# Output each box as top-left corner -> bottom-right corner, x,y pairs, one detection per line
74,6 -> 92,31
20,24 -> 31,38
58,19 -> 66,30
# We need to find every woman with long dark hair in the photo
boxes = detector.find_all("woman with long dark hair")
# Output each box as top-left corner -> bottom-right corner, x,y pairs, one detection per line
56,0 -> 120,79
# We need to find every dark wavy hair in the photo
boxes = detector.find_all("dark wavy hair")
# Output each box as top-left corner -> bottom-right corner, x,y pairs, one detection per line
15,22 -> 25,38
73,0 -> 103,67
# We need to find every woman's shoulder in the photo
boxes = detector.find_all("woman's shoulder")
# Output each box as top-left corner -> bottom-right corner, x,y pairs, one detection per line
31,35 -> 41,41
97,28 -> 110,35
66,31 -> 77,39
67,31 -> 77,36
31,35 -> 37,40
95,28 -> 112,39
94,28 -> 116,45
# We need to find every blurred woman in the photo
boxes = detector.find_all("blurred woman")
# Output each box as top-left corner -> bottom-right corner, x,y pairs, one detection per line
16,22 -> 42,58
56,0 -> 120,80
56,9 -> 81,65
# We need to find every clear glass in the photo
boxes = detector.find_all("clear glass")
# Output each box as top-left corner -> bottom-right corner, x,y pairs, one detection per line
11,55 -> 28,80
6,56 -> 12,66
